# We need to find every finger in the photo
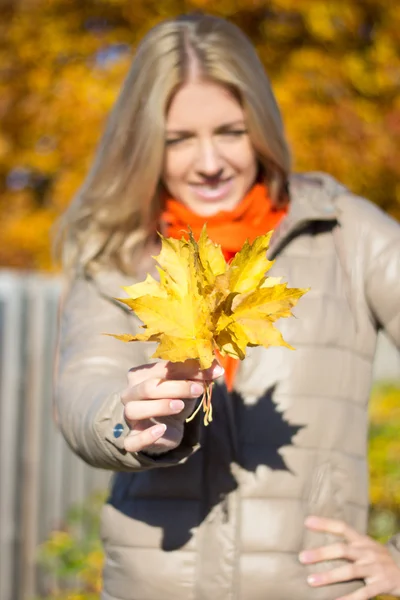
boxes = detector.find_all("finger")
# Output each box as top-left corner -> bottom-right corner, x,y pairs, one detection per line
166,359 -> 224,381
299,542 -> 361,565
124,423 -> 167,453
305,516 -> 364,544
123,397 -> 197,421
307,562 -> 365,587
127,359 -> 224,386
121,378 -> 204,404
336,581 -> 387,600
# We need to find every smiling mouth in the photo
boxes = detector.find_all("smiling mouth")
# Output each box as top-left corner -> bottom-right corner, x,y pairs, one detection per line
189,178 -> 233,200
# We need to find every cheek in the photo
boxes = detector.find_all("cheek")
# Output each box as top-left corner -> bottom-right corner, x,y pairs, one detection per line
162,150 -> 191,185
222,138 -> 257,172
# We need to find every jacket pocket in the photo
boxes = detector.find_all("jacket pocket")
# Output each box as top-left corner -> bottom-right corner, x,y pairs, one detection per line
302,461 -> 360,576
300,460 -> 365,600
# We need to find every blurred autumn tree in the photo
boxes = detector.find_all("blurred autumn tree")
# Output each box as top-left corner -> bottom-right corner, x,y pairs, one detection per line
0,0 -> 399,270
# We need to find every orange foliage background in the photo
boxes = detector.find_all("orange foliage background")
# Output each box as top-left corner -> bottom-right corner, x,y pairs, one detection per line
1,0 -> 400,270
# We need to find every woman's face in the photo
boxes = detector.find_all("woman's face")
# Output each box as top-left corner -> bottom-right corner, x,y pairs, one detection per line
162,80 -> 258,216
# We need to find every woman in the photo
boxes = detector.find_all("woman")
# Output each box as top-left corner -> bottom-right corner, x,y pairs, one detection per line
55,13 -> 400,600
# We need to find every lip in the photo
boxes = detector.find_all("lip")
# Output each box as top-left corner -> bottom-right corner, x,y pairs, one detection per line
189,178 -> 234,201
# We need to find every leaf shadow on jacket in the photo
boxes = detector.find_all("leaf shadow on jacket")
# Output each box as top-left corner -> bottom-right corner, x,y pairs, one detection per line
107,385 -> 305,551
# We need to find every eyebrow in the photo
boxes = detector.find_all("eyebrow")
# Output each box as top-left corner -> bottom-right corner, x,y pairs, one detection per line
166,120 -> 247,135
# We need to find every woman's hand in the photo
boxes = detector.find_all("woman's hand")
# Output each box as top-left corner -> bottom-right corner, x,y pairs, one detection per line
299,515 -> 400,599
120,359 -> 224,454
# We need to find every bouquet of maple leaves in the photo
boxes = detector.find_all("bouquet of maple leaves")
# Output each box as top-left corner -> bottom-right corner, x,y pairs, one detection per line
110,227 -> 308,425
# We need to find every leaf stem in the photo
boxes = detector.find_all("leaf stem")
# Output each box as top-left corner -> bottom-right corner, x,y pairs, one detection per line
185,381 -> 214,426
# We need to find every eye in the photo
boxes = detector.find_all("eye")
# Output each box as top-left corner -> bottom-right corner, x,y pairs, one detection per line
165,133 -> 193,146
165,138 -> 184,146
219,129 -> 248,138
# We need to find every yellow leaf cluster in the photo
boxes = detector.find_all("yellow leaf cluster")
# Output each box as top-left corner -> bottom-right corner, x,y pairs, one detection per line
114,228 -> 307,368
111,228 -> 307,423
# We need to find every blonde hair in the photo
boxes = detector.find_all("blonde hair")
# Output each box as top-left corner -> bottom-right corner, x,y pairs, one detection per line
59,13 -> 291,277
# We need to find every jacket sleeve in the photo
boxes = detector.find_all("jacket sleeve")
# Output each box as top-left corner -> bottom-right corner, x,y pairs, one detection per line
54,274 -> 201,471
359,202 -> 400,560
362,203 -> 400,349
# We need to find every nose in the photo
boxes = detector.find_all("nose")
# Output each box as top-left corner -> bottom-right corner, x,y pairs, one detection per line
195,139 -> 224,179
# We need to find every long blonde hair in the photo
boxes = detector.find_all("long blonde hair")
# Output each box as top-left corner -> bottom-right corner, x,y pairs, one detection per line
59,13 -> 291,277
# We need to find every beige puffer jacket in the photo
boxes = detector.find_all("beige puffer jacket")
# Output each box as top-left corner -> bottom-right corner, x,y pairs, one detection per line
55,173 -> 400,600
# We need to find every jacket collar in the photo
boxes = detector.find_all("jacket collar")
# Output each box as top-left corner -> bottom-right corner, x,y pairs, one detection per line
268,172 -> 347,258
268,172 -> 346,258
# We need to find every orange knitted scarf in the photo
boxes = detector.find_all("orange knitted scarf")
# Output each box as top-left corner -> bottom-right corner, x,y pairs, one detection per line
161,183 -> 288,390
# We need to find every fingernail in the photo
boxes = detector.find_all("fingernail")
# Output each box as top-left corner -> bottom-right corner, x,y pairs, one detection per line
213,364 -> 225,377
170,399 -> 184,412
151,424 -> 167,438
307,575 -> 319,586
299,551 -> 309,563
191,383 -> 204,396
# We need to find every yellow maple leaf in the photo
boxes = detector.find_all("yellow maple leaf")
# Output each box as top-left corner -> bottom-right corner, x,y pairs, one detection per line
109,226 -> 309,425
114,234 -> 214,369
198,226 -> 227,280
215,283 -> 304,359
226,232 -> 274,294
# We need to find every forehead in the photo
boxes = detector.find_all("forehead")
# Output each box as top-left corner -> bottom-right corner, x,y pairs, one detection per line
166,80 -> 245,129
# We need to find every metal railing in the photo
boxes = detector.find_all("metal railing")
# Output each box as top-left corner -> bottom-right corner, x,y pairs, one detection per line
0,271 -> 111,600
